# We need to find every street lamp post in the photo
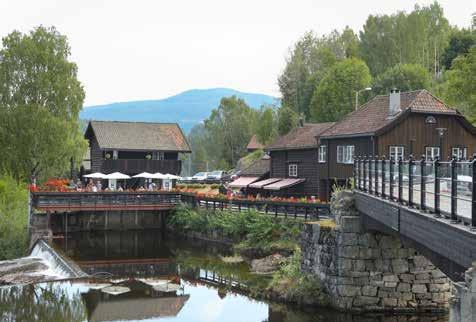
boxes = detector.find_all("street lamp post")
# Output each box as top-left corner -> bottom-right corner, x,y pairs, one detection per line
436,128 -> 447,159
355,87 -> 372,110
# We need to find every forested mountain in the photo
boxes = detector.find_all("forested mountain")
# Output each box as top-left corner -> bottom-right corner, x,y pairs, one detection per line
80,88 -> 278,132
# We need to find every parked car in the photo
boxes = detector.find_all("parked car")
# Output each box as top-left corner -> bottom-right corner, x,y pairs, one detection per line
191,172 -> 208,181
206,170 -> 225,181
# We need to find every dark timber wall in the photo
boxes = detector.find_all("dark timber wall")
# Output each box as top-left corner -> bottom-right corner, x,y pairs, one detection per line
269,148 -> 319,197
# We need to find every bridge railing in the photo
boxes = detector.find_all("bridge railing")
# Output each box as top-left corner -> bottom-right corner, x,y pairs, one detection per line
354,156 -> 476,229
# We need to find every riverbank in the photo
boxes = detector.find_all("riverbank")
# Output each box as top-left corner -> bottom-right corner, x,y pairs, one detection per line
166,204 -> 331,307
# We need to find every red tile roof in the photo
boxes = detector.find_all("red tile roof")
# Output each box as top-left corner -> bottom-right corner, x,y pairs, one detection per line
320,90 -> 458,138
266,122 -> 336,150
246,135 -> 264,151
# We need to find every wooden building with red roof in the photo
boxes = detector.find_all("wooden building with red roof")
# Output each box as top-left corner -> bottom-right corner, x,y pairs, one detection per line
317,89 -> 476,199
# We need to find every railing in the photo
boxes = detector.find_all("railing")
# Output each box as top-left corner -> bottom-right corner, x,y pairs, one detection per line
32,191 -> 329,220
191,195 -> 329,220
32,191 -> 182,211
100,159 -> 181,174
354,156 -> 476,228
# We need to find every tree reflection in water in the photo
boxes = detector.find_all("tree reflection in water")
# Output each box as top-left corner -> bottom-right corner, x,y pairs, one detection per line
0,282 -> 87,322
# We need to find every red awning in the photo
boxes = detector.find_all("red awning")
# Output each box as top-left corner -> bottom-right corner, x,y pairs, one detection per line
229,176 -> 260,188
263,178 -> 305,190
248,178 -> 282,189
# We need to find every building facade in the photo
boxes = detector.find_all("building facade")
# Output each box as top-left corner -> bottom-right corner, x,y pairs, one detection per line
83,120 -> 191,176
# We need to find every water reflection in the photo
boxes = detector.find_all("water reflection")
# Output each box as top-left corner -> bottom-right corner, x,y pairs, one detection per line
0,230 -> 448,322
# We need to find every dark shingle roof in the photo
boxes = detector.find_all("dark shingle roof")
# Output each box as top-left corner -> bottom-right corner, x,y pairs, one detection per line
246,135 -> 264,151
266,122 -> 336,150
240,156 -> 270,177
320,90 -> 457,138
87,121 -> 191,152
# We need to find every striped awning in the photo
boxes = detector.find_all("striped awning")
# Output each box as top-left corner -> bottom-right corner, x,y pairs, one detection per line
229,176 -> 260,188
263,178 -> 305,190
248,178 -> 282,189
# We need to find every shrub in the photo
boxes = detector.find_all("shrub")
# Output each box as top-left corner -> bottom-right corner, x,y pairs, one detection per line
0,174 -> 29,259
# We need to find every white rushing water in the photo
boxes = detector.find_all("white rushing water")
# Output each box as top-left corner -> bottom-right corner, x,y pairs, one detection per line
28,241 -> 74,279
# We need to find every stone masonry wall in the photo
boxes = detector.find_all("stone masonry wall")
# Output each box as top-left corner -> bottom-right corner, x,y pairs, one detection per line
301,191 -> 451,313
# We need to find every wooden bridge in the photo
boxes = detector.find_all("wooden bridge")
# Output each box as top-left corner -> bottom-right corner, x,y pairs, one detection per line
31,191 -> 329,220
353,156 -> 476,280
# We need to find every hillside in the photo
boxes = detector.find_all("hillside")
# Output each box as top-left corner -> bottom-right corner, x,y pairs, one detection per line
80,88 -> 278,132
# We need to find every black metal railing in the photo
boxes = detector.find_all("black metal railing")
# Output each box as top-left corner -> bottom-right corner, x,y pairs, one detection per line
354,155 -> 476,229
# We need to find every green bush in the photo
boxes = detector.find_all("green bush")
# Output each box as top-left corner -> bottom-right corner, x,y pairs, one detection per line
167,205 -> 301,254
0,174 -> 29,260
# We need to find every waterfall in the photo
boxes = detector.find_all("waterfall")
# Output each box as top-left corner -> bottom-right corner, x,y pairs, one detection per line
29,240 -> 86,279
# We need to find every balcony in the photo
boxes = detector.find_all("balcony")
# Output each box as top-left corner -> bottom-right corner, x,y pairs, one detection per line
100,159 -> 181,175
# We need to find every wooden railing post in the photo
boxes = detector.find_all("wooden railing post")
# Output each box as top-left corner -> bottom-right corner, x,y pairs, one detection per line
450,157 -> 458,223
420,155 -> 426,210
408,155 -> 414,207
398,156 -> 403,204
434,157 -> 441,216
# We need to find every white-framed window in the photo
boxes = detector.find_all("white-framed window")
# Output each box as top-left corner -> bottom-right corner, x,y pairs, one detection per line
337,145 -> 355,164
425,147 -> 440,160
112,150 -> 118,160
389,146 -> 404,161
452,147 -> 467,159
288,164 -> 298,177
153,151 -> 165,160
318,145 -> 327,163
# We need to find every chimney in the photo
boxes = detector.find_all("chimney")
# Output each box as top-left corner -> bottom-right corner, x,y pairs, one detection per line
389,88 -> 401,117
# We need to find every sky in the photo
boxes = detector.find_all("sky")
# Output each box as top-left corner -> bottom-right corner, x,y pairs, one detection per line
0,0 -> 474,106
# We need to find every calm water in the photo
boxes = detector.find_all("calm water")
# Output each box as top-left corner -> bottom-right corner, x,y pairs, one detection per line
0,230 -> 448,322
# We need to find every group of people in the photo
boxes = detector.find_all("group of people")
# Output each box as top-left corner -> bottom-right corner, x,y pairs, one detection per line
71,179 -> 163,192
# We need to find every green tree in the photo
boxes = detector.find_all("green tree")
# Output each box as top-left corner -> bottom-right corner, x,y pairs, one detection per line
373,64 -> 431,94
204,96 -> 258,168
277,106 -> 298,136
255,106 -> 277,145
444,47 -> 476,122
310,58 -> 372,122
0,26 -> 86,181
442,28 -> 475,70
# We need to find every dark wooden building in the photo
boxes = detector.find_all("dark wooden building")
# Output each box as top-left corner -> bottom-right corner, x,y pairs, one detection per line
259,122 -> 335,198
317,89 -> 476,200
83,121 -> 191,176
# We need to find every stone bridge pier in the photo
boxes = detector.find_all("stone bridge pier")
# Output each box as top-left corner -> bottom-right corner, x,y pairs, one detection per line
301,191 -> 452,314
450,264 -> 476,322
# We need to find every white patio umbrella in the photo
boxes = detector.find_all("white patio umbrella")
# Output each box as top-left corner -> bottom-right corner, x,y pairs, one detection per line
104,172 -> 130,190
83,172 -> 106,179
163,173 -> 182,180
132,172 -> 155,179
151,172 -> 167,179
104,172 -> 131,179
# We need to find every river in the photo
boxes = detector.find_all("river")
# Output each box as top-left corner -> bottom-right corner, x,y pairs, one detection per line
0,230 -> 448,322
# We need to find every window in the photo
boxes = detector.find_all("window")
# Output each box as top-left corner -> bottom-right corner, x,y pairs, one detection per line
288,164 -> 298,177
112,150 -> 118,160
389,146 -> 404,161
425,116 -> 436,124
337,145 -> 355,164
452,147 -> 467,160
153,152 -> 165,160
318,145 -> 327,163
425,147 -> 440,160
